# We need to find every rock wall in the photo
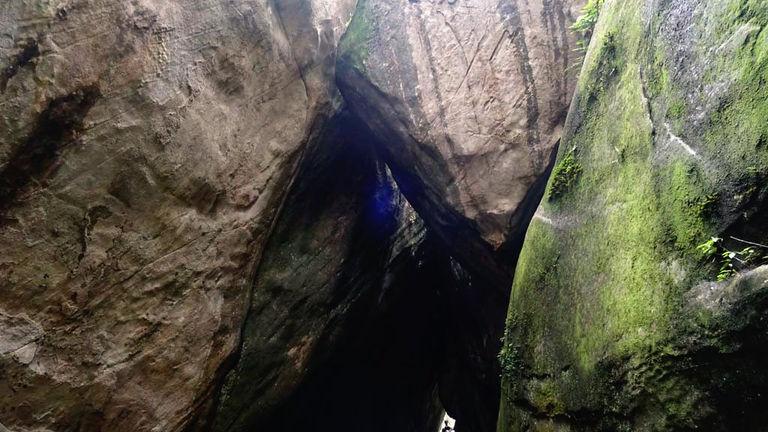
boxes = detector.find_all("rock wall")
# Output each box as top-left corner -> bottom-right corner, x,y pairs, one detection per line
0,0 -> 353,430
336,0 -> 585,284
499,0 -> 768,430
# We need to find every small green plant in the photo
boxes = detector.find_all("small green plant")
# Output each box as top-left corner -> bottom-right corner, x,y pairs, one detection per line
571,0 -> 604,52
548,150 -> 582,200
697,236 -> 768,281
696,236 -> 721,257
718,250 -> 737,281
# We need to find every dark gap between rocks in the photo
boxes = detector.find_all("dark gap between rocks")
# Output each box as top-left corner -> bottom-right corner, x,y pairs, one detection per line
196,110 -> 518,432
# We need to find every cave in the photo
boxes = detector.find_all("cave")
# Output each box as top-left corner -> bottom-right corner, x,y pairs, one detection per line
3,0 -> 768,431
197,110 -> 525,432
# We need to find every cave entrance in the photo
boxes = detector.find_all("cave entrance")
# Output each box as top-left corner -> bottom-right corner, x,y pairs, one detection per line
207,111 -> 508,432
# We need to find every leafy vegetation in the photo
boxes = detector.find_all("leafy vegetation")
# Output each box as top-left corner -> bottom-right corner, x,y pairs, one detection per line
698,236 -> 768,281
571,0 -> 604,52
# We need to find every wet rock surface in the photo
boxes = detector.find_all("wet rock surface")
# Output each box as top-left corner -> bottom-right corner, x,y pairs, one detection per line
499,0 -> 768,430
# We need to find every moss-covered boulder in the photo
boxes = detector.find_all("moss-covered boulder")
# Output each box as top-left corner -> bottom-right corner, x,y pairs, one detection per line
499,0 -> 768,430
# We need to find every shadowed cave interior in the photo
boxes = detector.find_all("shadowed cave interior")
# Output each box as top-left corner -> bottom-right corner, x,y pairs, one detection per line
193,110 -> 536,432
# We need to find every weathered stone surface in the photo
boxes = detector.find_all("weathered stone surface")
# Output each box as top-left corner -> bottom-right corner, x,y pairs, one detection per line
337,0 -> 585,282
499,0 -> 768,430
0,1 -> 353,430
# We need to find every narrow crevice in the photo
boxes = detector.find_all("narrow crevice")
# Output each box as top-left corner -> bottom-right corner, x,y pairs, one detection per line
498,138 -> 561,270
194,103 -> 516,432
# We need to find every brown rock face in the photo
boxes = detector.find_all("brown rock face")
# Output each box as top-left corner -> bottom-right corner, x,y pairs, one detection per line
0,0 -> 584,431
337,0 -> 585,282
0,0 -> 353,430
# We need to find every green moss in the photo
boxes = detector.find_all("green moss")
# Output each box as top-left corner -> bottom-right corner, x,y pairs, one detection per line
729,0 -> 768,23
647,47 -> 670,97
667,99 -> 686,119
581,32 -> 622,103
529,380 -> 566,416
504,0 -> 684,425
519,0 -> 672,376
567,0 -> 683,367
657,160 -> 717,252
510,220 -> 560,299
498,340 -> 523,381
666,99 -> 688,133
547,151 -> 582,201
704,0 -> 768,172
506,218 -> 562,371
338,0 -> 372,72
500,0 -> 768,429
